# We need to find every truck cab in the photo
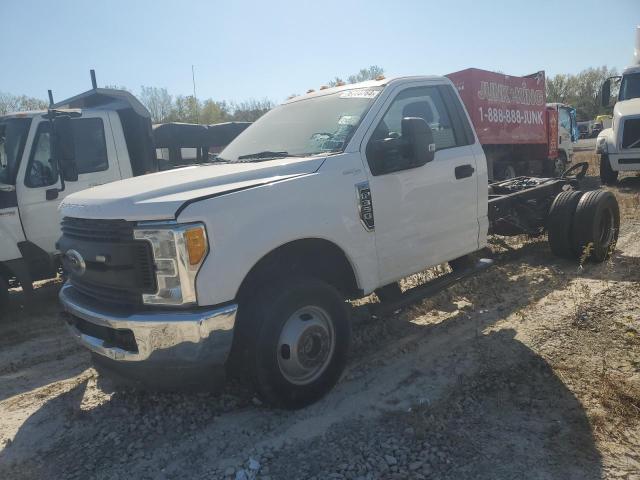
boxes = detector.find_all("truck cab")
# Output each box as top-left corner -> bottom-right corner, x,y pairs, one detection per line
598,26 -> 640,184
546,102 -> 578,176
0,88 -> 156,305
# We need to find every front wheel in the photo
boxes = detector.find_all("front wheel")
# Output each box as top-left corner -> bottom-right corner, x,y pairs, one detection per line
244,277 -> 351,408
599,154 -> 618,185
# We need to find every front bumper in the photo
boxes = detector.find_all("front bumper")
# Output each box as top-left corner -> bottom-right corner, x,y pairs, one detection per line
606,152 -> 640,172
59,283 -> 237,367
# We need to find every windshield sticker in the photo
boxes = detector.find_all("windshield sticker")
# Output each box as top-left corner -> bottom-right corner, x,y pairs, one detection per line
339,89 -> 380,99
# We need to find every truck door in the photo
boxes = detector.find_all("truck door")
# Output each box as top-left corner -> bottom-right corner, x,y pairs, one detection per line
361,83 -> 480,284
15,112 -> 122,254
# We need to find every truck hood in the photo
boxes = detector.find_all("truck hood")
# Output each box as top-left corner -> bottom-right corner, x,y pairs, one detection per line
60,156 -> 325,221
614,98 -> 640,118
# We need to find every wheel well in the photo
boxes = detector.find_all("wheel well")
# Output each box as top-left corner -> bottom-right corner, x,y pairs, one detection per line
236,239 -> 360,302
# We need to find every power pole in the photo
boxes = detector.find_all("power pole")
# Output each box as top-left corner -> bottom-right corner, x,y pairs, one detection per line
192,65 -> 199,123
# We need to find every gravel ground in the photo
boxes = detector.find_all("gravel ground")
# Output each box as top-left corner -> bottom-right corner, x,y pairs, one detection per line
1,153 -> 639,479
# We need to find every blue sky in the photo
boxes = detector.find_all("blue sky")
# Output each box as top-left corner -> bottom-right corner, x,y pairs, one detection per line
1,0 -> 638,104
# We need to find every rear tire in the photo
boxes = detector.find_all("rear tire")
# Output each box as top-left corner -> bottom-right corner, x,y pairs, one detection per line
496,163 -> 517,180
571,190 -> 620,262
243,277 -> 351,409
547,190 -> 585,259
600,154 -> 618,185
449,254 -> 475,272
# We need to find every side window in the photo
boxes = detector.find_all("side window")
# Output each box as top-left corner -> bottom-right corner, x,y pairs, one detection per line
25,123 -> 58,188
559,108 -> 572,131
25,118 -> 108,188
374,86 -> 459,151
73,118 -> 108,174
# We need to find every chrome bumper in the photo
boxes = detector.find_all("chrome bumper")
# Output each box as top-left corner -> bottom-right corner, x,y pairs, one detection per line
59,284 -> 237,365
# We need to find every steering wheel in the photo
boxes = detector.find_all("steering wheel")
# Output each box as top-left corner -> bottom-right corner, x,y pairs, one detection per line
560,161 -> 588,180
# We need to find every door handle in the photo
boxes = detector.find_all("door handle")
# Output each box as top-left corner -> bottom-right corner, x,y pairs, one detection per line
454,164 -> 475,179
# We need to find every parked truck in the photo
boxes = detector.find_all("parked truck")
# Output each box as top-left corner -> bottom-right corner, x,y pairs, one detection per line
446,69 -> 577,180
597,26 -> 640,184
57,74 -> 618,408
0,78 -> 247,306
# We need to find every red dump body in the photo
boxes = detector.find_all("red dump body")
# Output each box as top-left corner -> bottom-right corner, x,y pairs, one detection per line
446,68 -> 548,145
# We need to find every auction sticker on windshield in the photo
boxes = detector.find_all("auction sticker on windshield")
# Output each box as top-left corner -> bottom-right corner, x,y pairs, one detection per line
339,89 -> 380,99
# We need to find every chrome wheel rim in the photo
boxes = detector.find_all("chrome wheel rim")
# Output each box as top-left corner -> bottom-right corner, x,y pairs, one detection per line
277,306 -> 335,385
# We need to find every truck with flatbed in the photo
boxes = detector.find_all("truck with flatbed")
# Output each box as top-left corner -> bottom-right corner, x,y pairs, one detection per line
597,26 -> 640,184
57,74 -> 619,408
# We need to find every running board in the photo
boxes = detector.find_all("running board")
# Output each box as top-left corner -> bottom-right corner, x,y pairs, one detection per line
370,259 -> 494,316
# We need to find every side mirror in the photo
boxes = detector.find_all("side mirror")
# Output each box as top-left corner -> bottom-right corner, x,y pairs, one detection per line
52,116 -> 78,182
401,117 -> 435,166
601,79 -> 611,107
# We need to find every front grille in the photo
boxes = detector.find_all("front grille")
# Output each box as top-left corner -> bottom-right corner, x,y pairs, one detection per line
622,118 -> 640,149
61,217 -> 156,307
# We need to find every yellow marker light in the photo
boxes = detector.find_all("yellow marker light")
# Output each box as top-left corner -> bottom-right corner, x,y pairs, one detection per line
184,227 -> 207,265
375,75 -> 385,81
336,81 -> 345,86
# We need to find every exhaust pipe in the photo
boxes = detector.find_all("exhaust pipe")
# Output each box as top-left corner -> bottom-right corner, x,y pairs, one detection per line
90,69 -> 97,89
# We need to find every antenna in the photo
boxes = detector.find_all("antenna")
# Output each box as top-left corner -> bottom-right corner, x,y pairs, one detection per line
192,65 -> 199,123
48,90 -> 54,107
90,69 -> 97,89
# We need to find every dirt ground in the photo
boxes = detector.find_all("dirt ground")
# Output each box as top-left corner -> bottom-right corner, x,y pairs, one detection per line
1,152 -> 639,480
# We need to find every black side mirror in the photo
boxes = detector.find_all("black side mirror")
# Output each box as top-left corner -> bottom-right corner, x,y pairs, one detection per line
52,116 -> 78,182
401,117 -> 435,166
601,79 -> 611,108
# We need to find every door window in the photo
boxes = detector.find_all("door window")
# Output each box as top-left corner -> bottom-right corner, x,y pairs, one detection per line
25,118 -> 109,188
366,86 -> 465,175
559,107 -> 571,131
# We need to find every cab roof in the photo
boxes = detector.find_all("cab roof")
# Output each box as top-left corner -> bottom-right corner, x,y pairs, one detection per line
282,75 -> 447,104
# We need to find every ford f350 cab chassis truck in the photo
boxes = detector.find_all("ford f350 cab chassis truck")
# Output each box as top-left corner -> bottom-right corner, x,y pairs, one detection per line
597,26 -> 640,184
57,75 -> 619,408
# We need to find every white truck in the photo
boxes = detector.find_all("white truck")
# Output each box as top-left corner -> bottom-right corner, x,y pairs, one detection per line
597,26 -> 640,184
0,86 -> 158,306
0,80 -> 246,306
58,75 -> 619,408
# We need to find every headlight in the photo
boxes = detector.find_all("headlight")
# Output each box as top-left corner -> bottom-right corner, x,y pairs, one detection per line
134,222 -> 209,306
596,136 -> 608,154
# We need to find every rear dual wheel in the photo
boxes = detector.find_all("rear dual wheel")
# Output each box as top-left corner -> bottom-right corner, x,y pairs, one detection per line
547,189 -> 619,262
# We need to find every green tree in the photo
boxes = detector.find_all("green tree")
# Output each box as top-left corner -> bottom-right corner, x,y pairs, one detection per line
139,86 -> 173,123
328,66 -> 385,87
0,92 -> 48,115
546,66 -> 618,120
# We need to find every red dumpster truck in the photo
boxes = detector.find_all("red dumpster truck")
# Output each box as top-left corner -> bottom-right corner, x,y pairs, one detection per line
447,68 -> 576,180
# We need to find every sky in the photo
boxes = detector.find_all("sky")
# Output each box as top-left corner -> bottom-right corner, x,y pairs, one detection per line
1,0 -> 638,105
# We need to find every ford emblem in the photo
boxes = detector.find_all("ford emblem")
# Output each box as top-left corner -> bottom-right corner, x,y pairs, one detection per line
65,249 -> 86,277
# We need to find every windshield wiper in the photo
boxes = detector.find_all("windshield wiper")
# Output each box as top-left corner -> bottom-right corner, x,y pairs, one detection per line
237,151 -> 291,161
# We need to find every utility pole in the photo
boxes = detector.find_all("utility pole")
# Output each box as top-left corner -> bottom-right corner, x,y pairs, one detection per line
192,65 -> 199,123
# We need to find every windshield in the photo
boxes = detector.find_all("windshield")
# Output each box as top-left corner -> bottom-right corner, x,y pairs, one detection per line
0,118 -> 32,186
219,87 -> 382,162
619,73 -> 640,101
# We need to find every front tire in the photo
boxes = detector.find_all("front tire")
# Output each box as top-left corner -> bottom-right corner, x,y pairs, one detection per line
244,277 -> 351,409
599,154 -> 618,185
